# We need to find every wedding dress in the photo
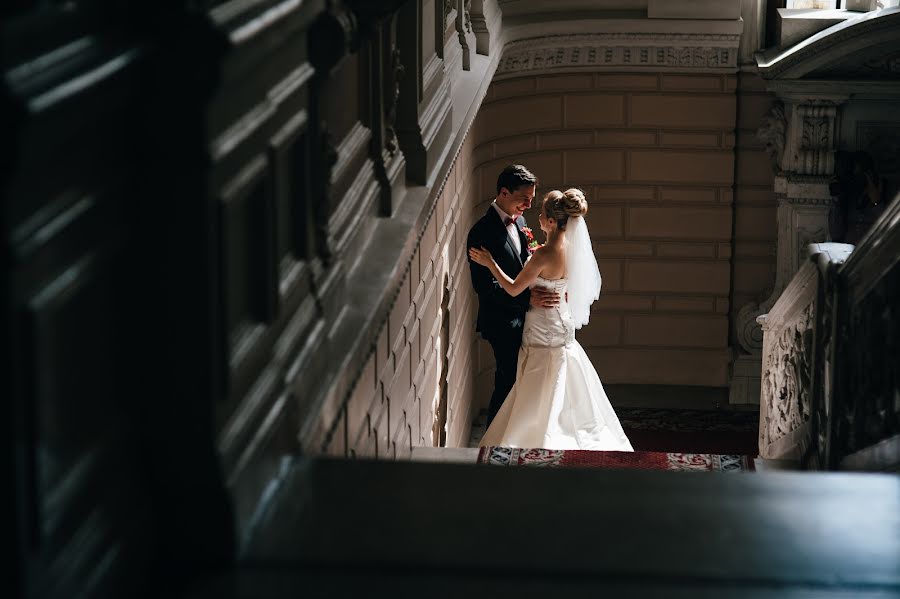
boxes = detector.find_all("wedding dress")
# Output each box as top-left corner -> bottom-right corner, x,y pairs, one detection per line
479,274 -> 634,451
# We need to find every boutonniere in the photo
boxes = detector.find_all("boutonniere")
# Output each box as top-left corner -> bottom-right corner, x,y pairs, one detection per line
521,226 -> 542,254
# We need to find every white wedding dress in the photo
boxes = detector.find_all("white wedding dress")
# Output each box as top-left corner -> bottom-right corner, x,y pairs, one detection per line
479,275 -> 634,451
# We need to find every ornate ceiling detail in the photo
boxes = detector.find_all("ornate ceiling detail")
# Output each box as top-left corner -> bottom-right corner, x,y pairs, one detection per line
495,33 -> 740,77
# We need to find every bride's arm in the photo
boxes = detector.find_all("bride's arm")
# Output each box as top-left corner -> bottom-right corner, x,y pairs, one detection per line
468,246 -> 546,297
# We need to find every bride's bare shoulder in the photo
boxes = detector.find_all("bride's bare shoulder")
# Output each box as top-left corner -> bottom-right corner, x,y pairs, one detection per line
535,244 -> 562,259
533,243 -> 565,274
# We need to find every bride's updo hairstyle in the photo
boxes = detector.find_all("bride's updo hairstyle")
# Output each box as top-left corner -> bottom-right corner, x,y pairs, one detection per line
542,188 -> 588,231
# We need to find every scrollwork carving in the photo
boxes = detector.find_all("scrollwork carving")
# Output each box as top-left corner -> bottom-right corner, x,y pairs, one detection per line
736,303 -> 765,354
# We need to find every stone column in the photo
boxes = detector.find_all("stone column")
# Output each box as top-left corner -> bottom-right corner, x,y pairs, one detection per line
730,95 -> 847,405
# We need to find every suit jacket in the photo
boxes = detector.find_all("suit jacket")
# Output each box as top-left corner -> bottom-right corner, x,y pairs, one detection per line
467,205 -> 531,341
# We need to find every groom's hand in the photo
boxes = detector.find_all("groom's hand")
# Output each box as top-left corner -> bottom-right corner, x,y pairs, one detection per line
530,286 -> 560,308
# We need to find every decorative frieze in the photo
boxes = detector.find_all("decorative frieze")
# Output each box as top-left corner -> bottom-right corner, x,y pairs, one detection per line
495,33 -> 740,76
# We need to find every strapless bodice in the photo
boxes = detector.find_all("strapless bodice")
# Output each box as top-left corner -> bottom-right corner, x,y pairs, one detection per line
523,276 -> 575,348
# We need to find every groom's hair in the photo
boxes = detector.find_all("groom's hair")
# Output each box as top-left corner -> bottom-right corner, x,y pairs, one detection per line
496,164 -> 538,195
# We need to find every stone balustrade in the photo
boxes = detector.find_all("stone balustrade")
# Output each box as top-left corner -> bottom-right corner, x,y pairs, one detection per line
757,192 -> 900,470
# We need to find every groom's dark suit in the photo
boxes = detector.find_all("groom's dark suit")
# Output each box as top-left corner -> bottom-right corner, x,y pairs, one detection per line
467,205 -> 531,428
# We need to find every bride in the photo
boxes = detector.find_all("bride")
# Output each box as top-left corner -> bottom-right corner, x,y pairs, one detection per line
468,188 -> 633,451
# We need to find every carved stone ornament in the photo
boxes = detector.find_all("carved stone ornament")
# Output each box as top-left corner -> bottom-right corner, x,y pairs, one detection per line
736,302 -> 766,352
464,0 -> 473,34
760,301 -> 815,454
495,33 -> 740,76
795,103 -> 838,176
757,102 -> 787,174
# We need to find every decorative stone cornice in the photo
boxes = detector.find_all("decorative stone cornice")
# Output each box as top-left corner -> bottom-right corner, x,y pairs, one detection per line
495,32 -> 740,77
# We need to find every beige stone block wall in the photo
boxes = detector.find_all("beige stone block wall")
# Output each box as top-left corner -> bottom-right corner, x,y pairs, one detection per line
731,72 -> 777,333
471,72 -> 740,396
320,134 -> 481,456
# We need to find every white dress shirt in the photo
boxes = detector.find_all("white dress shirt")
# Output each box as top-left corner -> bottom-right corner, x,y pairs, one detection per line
492,201 -> 522,255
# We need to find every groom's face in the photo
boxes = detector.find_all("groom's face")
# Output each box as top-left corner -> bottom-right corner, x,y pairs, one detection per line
498,184 -> 535,218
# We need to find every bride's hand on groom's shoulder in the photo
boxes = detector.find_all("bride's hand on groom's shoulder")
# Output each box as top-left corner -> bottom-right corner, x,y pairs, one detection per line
530,286 -> 560,308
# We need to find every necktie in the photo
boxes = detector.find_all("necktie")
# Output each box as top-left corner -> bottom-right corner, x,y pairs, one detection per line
504,217 -> 515,227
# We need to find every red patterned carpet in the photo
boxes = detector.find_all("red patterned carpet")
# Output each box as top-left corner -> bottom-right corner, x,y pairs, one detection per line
478,446 -> 755,472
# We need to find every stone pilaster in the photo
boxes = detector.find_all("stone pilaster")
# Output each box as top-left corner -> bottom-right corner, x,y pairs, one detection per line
730,96 -> 845,404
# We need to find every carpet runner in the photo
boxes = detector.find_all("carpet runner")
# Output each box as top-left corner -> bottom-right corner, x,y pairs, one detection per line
478,446 -> 755,472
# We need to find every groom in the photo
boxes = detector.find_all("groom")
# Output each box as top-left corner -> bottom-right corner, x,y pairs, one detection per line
467,164 -> 559,429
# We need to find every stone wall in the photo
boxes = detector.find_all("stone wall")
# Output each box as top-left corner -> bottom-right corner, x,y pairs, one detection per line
471,72 -> 743,401
319,136 -> 480,458
731,72 -> 777,347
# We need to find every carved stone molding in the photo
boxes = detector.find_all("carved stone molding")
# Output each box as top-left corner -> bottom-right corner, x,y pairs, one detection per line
456,0 -> 472,70
795,103 -> 838,176
495,33 -> 741,76
758,260 -> 818,459
469,0 -> 491,55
